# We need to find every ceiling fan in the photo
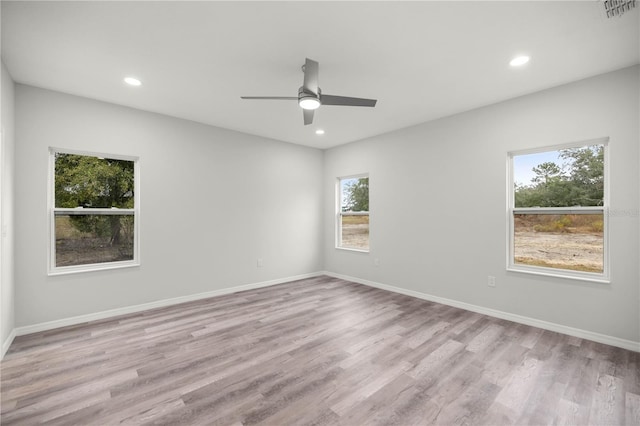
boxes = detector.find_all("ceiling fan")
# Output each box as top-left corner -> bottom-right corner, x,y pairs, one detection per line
241,58 -> 377,125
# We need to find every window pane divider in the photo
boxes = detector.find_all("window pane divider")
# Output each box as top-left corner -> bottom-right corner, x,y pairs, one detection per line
53,207 -> 135,216
508,140 -> 608,281
339,211 -> 369,216
513,207 -> 604,215
49,148 -> 140,275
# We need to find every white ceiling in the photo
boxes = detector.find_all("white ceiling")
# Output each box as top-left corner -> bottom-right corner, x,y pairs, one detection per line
2,1 -> 638,149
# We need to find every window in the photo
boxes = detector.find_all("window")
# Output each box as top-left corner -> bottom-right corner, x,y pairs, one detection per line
337,175 -> 369,251
49,148 -> 140,274
508,139 -> 608,281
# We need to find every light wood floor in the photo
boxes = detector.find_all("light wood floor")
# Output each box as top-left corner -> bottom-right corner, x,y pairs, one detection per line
1,276 -> 639,425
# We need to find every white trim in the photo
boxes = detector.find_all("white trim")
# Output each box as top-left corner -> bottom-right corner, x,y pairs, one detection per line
335,247 -> 369,254
513,207 -> 604,215
9,271 -> 638,354
336,173 -> 370,252
506,265 -> 610,284
14,272 -> 323,337
2,328 -> 16,359
48,260 -> 140,276
336,172 -> 370,181
335,177 -> 341,248
323,271 -> 640,353
507,137 -> 610,157
54,208 -> 135,216
507,139 -> 610,282
48,148 -> 141,275
48,146 -> 139,162
0,126 -> 3,360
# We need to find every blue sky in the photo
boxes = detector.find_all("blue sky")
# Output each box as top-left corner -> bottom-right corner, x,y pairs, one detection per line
340,178 -> 358,208
513,150 -> 563,186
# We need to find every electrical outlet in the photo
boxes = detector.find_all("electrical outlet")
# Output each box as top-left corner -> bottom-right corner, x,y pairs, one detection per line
487,276 -> 496,287
257,258 -> 264,268
374,258 -> 380,267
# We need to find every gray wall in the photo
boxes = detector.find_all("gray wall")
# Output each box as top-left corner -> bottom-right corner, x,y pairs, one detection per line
324,66 -> 639,343
1,61 -> 16,353
14,85 -> 324,327
8,66 -> 639,347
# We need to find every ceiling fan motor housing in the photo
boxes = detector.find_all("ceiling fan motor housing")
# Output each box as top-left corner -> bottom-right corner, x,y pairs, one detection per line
298,86 -> 321,110
241,58 -> 376,123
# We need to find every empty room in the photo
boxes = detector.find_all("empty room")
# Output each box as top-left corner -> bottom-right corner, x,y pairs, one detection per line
1,1 -> 639,425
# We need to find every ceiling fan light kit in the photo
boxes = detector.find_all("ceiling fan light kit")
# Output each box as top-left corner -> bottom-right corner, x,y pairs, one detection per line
242,58 -> 377,125
298,87 -> 321,110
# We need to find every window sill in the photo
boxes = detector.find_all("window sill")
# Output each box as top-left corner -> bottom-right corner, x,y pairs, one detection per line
336,246 -> 369,254
48,260 -> 140,276
507,266 -> 610,284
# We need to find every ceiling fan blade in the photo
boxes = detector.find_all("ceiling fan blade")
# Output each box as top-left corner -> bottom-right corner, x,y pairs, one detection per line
241,96 -> 297,100
321,94 -> 377,107
303,58 -> 319,95
303,109 -> 314,125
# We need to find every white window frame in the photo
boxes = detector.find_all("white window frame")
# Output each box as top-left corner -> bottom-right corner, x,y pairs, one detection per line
507,138 -> 609,283
48,147 -> 140,275
336,173 -> 370,253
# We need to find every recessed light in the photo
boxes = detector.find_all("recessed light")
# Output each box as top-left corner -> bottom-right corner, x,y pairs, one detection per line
315,129 -> 325,135
509,56 -> 530,67
124,77 -> 142,86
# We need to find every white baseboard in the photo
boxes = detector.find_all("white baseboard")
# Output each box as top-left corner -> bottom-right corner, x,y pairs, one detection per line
323,271 -> 640,353
9,270 -> 639,354
2,328 -> 16,359
14,272 -> 323,337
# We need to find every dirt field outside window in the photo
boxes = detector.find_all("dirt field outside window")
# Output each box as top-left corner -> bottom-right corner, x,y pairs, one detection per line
341,215 -> 369,250
514,214 -> 603,273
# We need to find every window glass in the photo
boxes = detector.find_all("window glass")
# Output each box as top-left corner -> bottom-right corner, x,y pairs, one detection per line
513,213 -> 604,273
55,214 -> 135,267
514,146 -> 604,208
50,150 -> 138,273
338,176 -> 369,251
510,143 -> 606,278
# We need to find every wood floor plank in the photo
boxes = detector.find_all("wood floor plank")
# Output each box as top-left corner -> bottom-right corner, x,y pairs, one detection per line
492,357 -> 544,422
626,392 -> 640,426
330,361 -> 410,416
1,275 -> 638,426
336,373 -> 416,426
554,397 -> 583,426
465,323 -> 504,353
38,390 -> 111,424
404,320 -> 450,349
588,373 -> 625,425
406,339 -> 464,379
438,379 -> 501,426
